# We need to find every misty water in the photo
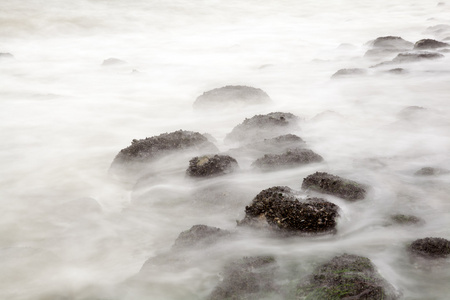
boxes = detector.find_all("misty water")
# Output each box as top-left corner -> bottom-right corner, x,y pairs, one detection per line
1,0 -> 450,299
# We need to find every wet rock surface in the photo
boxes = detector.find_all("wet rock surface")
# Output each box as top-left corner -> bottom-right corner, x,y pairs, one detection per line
414,38 -> 449,49
390,214 -> 424,226
238,186 -> 339,235
302,172 -> 367,201
193,85 -> 271,109
296,254 -> 399,300
225,112 -> 299,144
408,237 -> 450,258
331,68 -> 367,78
111,130 -> 218,170
172,224 -> 231,250
252,148 -> 323,171
414,167 -> 450,176
209,256 -> 278,300
186,154 -> 239,178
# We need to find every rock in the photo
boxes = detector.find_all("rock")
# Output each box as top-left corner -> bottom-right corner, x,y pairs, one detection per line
252,148 -> 323,171
172,225 -> 231,250
110,130 -> 218,176
0,52 -> 14,59
302,172 -> 367,201
414,167 -> 450,176
186,154 -> 239,178
387,68 -> 408,74
390,214 -> 424,225
369,36 -> 414,49
238,186 -> 339,235
391,52 -> 444,63
397,106 -> 426,120
296,254 -> 400,300
248,134 -> 305,152
331,68 -> 367,78
225,112 -> 299,144
193,85 -> 271,109
408,237 -> 450,258
414,39 -> 449,49
209,256 -> 278,300
101,58 -> 126,66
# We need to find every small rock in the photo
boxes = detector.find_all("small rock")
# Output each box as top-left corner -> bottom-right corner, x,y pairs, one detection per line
252,148 -> 323,171
387,68 -> 408,74
296,254 -> 400,300
414,167 -> 450,176
408,237 -> 450,258
193,85 -> 271,109
331,68 -> 367,78
302,172 -> 367,201
209,256 -> 278,300
101,58 -> 126,66
225,112 -> 299,144
414,39 -> 449,50
369,36 -> 414,49
238,186 -> 339,235
390,214 -> 424,225
186,154 -> 239,178
172,225 -> 231,250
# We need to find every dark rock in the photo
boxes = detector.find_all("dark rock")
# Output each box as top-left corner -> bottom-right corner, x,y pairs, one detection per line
238,186 -> 339,235
331,68 -> 367,78
414,39 -> 449,49
391,52 -> 444,63
101,58 -> 126,66
252,148 -> 323,171
296,254 -> 399,300
390,214 -> 423,225
172,225 -> 231,250
110,130 -> 218,176
186,154 -> 239,178
409,237 -> 450,258
414,167 -> 450,176
369,36 -> 414,49
209,256 -> 278,300
0,52 -> 14,59
193,85 -> 271,109
225,112 -> 299,144
302,172 -> 367,201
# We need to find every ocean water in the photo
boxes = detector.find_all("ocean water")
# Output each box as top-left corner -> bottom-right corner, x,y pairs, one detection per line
1,0 -> 450,299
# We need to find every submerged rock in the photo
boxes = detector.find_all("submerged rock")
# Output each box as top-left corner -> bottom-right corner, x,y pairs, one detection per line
414,167 -> 449,176
209,256 -> 278,300
387,68 -> 408,74
248,134 -> 305,152
302,172 -> 367,201
225,112 -> 299,144
0,52 -> 14,59
390,214 -> 424,226
186,154 -> 239,178
331,68 -> 367,78
193,85 -> 271,109
252,148 -> 323,171
110,130 -> 218,176
296,254 -> 399,300
238,186 -> 339,235
369,36 -> 414,49
408,237 -> 450,258
391,52 -> 444,63
172,225 -> 231,250
101,57 -> 126,66
414,39 -> 449,49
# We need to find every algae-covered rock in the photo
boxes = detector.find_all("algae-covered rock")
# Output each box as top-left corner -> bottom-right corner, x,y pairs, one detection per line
302,172 -> 367,201
193,85 -> 271,109
110,130 -> 218,176
390,214 -> 424,226
296,254 -> 399,300
414,167 -> 449,176
238,186 -> 339,235
225,112 -> 299,144
172,225 -> 231,250
252,148 -> 323,171
414,39 -> 449,50
186,154 -> 238,178
408,237 -> 450,258
209,256 -> 278,300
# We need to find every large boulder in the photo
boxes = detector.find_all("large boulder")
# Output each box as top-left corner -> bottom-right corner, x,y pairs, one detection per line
296,254 -> 400,299
110,130 -> 218,177
193,85 -> 271,109
238,186 -> 339,235
408,237 -> 450,258
302,172 -> 367,201
225,112 -> 299,144
414,39 -> 449,50
209,256 -> 278,300
172,225 -> 231,250
186,154 -> 239,178
252,148 -> 323,171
